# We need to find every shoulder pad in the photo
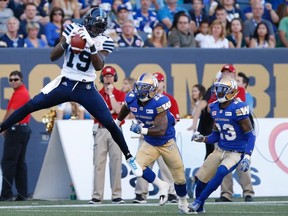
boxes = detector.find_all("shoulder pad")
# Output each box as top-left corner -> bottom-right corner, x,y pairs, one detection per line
235,101 -> 250,117
155,94 -> 171,114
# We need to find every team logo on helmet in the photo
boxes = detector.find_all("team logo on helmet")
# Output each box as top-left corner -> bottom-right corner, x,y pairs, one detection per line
214,77 -> 239,103
134,73 -> 158,102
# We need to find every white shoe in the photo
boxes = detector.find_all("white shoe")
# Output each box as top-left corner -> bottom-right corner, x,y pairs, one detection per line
178,204 -> 198,214
159,181 -> 170,206
126,157 -> 143,177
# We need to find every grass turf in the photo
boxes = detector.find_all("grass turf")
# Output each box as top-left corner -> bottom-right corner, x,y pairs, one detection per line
0,197 -> 287,216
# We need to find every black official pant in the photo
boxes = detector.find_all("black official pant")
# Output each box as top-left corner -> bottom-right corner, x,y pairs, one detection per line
1,124 -> 31,199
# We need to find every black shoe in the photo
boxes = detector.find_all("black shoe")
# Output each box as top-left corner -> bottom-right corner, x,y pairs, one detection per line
168,194 -> 178,203
112,198 -> 125,204
14,196 -> 27,201
245,195 -> 254,202
0,196 -> 13,201
132,194 -> 147,204
88,198 -> 101,204
215,196 -> 232,202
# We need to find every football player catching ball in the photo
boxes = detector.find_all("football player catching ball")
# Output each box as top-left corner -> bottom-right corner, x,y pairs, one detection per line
0,7 -> 142,178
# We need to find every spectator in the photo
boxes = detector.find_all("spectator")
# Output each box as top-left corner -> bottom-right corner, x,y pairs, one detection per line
189,0 -> 209,34
14,0 -> 49,26
109,0 -> 124,23
214,5 -> 230,33
134,0 -> 164,11
0,70 -> 31,201
249,21 -> 275,48
227,17 -> 247,48
18,3 -> 47,43
144,22 -> 168,47
195,20 -> 209,47
0,16 -> 26,48
187,84 -> 206,121
132,72 -> 180,204
121,77 -> 135,93
243,0 -> 279,29
45,7 -> 64,47
57,102 -> 90,120
278,5 -> 288,47
24,21 -> 48,48
276,3 -> 288,23
89,66 -> 125,205
168,12 -> 196,47
237,72 -> 254,111
222,0 -> 246,22
53,18 -> 73,46
51,0 -> 80,20
243,1 -> 275,46
117,20 -> 144,47
133,0 -> 159,39
199,19 -> 229,48
0,0 -> 14,36
157,0 -> 189,30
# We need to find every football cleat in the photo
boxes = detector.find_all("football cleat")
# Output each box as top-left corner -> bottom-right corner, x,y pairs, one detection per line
158,181 -> 170,206
188,200 -> 201,213
126,157 -> 143,177
178,201 -> 198,214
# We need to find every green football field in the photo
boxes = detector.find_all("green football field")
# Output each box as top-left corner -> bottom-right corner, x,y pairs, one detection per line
0,197 -> 287,216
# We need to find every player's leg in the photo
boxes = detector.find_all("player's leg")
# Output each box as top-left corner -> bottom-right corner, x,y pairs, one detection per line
136,142 -> 170,206
190,151 -> 242,212
157,156 -> 177,203
77,88 -> 142,177
159,140 -> 191,213
0,87 -> 68,132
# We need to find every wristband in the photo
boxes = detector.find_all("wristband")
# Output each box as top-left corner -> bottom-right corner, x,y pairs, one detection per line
109,94 -> 115,98
141,128 -> 148,135
90,45 -> 97,55
61,42 -> 69,50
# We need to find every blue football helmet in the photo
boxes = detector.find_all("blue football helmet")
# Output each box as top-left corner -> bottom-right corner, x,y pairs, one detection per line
134,73 -> 158,102
83,7 -> 108,37
214,77 -> 238,103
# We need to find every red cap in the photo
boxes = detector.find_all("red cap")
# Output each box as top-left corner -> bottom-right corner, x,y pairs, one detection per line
221,64 -> 236,74
101,66 -> 117,76
153,72 -> 164,82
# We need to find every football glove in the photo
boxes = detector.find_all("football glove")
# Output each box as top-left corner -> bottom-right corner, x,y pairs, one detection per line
130,121 -> 148,135
239,154 -> 251,172
62,28 -> 77,45
191,131 -> 205,142
79,27 -> 94,47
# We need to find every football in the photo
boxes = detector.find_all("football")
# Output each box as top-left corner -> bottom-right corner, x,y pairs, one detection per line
71,34 -> 86,54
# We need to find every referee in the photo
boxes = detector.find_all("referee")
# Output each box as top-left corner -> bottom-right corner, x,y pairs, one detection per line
0,70 -> 31,201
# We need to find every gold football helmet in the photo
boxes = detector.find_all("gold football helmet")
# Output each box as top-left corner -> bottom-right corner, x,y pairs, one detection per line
134,73 -> 158,102
214,77 -> 238,103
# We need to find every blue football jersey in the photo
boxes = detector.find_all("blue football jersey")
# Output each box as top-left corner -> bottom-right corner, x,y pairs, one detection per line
210,100 -> 251,152
126,91 -> 175,146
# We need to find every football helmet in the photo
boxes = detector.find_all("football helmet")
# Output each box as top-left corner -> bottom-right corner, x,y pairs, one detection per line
134,73 -> 158,102
83,7 -> 108,37
214,77 -> 238,103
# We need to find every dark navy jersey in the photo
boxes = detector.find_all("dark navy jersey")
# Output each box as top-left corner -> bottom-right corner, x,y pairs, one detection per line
125,91 -> 175,146
210,99 -> 250,152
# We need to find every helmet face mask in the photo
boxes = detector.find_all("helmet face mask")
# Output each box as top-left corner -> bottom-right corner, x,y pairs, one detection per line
83,7 -> 108,37
214,77 -> 238,103
134,73 -> 158,102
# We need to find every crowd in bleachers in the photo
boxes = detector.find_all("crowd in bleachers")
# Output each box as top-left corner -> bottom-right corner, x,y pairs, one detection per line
0,0 -> 287,48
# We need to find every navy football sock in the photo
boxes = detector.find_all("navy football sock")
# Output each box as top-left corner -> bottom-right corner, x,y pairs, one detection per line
142,167 -> 156,183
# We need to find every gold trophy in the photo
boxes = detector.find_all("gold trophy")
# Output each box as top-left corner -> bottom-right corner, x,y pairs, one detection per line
42,109 -> 57,133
